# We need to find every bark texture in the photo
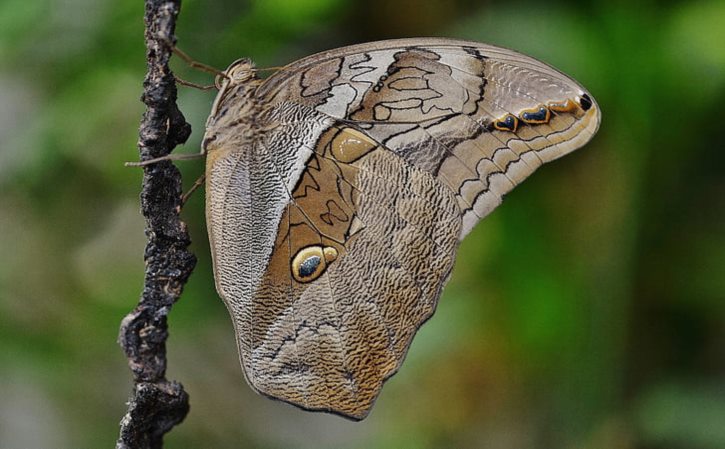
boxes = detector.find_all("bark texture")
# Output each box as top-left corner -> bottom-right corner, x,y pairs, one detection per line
117,1 -> 195,448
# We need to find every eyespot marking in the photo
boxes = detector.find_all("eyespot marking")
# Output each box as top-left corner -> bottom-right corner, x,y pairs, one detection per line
493,114 -> 519,132
548,99 -> 578,113
520,105 -> 551,124
578,94 -> 593,111
298,255 -> 321,278
292,245 -> 339,283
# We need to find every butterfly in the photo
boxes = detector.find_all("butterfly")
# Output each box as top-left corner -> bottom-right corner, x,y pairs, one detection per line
201,38 -> 600,420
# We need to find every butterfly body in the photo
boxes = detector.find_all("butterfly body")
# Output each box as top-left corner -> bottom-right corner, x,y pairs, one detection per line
202,38 -> 600,420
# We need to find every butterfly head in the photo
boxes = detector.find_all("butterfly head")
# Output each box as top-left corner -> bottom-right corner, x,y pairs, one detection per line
217,58 -> 258,87
204,58 -> 262,147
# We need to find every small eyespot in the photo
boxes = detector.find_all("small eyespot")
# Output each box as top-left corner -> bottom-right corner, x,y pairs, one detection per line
578,94 -> 593,111
520,105 -> 551,124
493,114 -> 519,132
291,245 -> 339,283
548,99 -> 577,113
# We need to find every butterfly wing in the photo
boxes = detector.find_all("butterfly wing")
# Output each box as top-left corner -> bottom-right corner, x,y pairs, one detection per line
206,38 -> 600,420
259,38 -> 600,237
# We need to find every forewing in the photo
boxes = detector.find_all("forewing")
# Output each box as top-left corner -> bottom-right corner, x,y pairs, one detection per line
258,38 -> 601,237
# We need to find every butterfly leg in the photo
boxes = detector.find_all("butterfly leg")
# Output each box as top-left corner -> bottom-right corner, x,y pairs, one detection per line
174,75 -> 216,91
124,151 -> 205,167
180,173 -> 206,206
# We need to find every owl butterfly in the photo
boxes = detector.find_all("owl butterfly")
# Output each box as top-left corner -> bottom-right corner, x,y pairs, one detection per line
202,38 -> 600,420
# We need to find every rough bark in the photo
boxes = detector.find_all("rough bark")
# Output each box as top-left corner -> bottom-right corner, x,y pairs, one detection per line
117,1 -> 195,448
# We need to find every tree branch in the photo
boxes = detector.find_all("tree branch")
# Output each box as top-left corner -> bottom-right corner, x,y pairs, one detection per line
117,1 -> 195,448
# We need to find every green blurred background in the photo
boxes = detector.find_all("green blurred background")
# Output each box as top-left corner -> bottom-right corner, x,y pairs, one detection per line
1,0 -> 724,448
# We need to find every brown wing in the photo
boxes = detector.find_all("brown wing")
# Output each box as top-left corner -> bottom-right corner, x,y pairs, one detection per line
206,38 -> 600,420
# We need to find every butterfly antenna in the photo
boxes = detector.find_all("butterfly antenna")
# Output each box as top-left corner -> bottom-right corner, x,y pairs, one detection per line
252,65 -> 314,78
253,65 -> 286,73
172,46 -> 229,80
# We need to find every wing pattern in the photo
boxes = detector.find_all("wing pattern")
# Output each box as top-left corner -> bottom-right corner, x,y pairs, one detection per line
203,38 -> 600,419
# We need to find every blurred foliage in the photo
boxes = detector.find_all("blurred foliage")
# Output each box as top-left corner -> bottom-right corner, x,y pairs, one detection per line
1,0 -> 724,448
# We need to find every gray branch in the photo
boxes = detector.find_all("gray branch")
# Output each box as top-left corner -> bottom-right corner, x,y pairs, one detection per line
116,1 -> 195,448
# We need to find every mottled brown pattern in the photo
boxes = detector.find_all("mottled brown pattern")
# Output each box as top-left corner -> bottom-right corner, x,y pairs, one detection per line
202,38 -> 600,420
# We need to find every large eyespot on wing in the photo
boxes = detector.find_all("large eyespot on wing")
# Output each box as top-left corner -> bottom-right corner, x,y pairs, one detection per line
257,38 -> 601,238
